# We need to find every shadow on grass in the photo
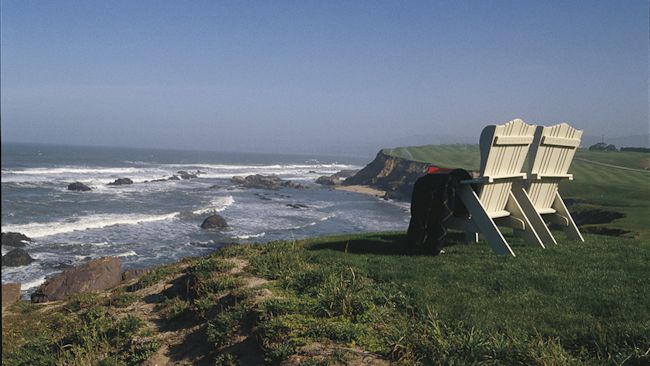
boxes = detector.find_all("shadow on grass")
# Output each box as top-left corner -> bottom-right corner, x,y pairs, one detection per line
306,232 -> 468,256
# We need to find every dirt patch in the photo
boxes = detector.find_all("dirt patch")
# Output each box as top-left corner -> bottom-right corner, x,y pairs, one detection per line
571,208 -> 625,226
283,342 -> 391,366
564,207 -> 632,237
582,226 -> 632,237
227,258 -> 248,275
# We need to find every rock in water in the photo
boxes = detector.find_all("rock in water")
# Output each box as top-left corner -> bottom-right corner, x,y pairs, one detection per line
281,180 -> 305,189
231,176 -> 246,184
315,175 -> 341,186
2,249 -> 35,267
1,232 -> 32,247
1,283 -> 21,309
108,178 -> 134,186
333,169 -> 359,178
231,174 -> 302,190
31,257 -> 122,303
176,170 -> 198,179
286,203 -> 309,209
201,214 -> 228,229
67,182 -> 91,191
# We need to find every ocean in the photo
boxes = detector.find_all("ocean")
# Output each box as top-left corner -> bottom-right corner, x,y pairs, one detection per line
1,143 -> 410,293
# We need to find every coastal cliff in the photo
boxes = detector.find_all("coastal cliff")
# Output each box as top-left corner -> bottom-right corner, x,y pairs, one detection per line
343,150 -> 430,200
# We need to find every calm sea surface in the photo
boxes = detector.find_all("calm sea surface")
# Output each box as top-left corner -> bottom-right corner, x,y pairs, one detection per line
1,143 -> 409,293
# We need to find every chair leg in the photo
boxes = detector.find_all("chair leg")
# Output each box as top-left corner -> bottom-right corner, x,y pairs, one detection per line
505,192 -> 545,248
457,186 -> 515,256
553,192 -> 584,242
465,231 -> 479,243
511,183 -> 557,246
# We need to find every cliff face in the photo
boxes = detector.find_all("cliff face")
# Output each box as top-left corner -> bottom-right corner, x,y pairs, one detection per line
344,150 -> 430,200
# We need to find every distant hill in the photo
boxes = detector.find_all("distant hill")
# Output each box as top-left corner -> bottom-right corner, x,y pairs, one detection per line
582,134 -> 650,148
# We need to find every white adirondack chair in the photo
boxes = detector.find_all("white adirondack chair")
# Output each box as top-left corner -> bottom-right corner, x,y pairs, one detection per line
447,119 -> 544,256
511,123 -> 584,245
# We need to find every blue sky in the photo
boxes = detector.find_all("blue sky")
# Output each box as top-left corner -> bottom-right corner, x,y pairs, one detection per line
1,0 -> 648,154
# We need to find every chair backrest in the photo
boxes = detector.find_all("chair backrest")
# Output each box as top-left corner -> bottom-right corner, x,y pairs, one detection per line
477,119 -> 537,217
525,123 -> 583,211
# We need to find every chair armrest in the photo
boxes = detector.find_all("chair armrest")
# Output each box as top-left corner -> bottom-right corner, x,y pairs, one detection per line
528,173 -> 573,181
461,173 -> 527,184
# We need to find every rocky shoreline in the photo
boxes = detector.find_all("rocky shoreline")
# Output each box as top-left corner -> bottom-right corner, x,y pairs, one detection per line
316,150 -> 431,201
2,153 -> 431,307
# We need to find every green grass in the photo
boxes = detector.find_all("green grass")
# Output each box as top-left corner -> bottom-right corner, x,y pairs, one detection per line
3,232 -> 649,365
383,144 -> 650,238
248,232 -> 650,364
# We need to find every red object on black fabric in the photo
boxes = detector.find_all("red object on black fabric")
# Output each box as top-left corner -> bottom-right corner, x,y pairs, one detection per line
427,166 -> 452,174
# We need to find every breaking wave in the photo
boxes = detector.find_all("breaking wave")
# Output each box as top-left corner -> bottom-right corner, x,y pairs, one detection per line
192,196 -> 235,215
2,212 -> 180,238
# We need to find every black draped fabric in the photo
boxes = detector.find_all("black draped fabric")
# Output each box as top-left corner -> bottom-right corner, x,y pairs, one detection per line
406,169 -> 474,255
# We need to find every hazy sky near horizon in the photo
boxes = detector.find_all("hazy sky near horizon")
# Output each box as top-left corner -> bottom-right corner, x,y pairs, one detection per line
1,0 -> 648,154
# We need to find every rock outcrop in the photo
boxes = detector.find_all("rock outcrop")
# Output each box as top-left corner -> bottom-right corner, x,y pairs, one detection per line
201,214 -> 228,229
2,283 -> 21,309
286,203 -> 309,209
121,268 -> 152,282
1,232 -> 32,247
108,178 -> 134,186
2,249 -> 35,267
315,169 -> 359,187
67,182 -> 91,191
231,174 -> 303,190
344,151 -> 430,201
31,257 -> 122,303
177,170 -> 198,180
333,169 -> 359,178
315,175 -> 341,186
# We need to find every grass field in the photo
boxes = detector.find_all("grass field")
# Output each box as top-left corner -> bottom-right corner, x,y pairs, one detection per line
3,232 -> 649,365
383,145 -> 650,239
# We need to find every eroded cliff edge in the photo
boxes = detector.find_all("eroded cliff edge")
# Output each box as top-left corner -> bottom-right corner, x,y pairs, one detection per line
343,150 -> 430,201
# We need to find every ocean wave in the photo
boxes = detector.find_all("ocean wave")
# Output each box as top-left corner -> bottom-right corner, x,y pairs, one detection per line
1,162 -> 360,184
3,166 -> 143,175
282,214 -> 335,230
192,196 -> 235,215
115,250 -> 137,257
21,276 -> 47,291
1,212 -> 180,238
233,232 -> 266,239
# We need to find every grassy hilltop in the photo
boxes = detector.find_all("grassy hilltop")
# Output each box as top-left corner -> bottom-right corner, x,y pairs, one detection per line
3,146 -> 649,365
383,145 -> 650,239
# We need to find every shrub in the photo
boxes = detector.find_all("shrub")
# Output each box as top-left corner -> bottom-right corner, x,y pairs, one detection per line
129,265 -> 179,291
157,297 -> 190,322
109,291 -> 139,308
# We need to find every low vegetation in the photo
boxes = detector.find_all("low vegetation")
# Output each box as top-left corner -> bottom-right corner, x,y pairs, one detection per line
3,230 -> 649,365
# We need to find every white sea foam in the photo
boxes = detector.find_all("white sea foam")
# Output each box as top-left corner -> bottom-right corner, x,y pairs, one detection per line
1,162 -> 360,184
233,232 -> 266,239
192,196 -> 235,215
2,212 -> 180,238
21,276 -> 46,291
90,241 -> 110,246
115,250 -> 137,257
282,214 -> 335,230
4,167 -> 143,175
